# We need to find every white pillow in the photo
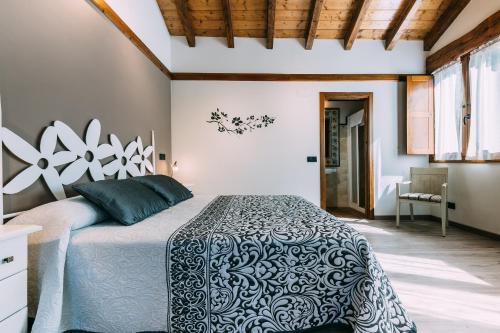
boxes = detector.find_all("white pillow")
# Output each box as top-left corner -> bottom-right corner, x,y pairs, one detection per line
9,195 -> 109,231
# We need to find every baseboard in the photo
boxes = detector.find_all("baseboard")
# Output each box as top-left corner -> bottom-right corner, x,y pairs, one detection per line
374,214 -> 435,221
374,215 -> 500,240
419,215 -> 500,240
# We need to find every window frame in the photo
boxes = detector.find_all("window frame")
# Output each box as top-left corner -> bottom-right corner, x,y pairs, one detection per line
430,46 -> 500,164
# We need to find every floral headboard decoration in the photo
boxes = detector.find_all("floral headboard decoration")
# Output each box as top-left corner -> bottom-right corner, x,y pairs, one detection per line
1,119 -> 155,200
207,108 -> 276,135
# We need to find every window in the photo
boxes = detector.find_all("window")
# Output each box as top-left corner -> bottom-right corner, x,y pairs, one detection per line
434,62 -> 463,160
433,39 -> 500,162
466,41 -> 500,160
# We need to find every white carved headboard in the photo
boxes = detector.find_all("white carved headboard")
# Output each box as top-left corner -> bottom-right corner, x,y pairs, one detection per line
0,99 -> 156,221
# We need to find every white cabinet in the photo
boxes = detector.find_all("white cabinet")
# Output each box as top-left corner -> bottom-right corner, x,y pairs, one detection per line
0,225 -> 41,333
0,270 -> 27,323
0,308 -> 28,333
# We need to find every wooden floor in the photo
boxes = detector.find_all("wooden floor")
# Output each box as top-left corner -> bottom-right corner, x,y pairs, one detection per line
310,216 -> 500,333
327,207 -> 366,219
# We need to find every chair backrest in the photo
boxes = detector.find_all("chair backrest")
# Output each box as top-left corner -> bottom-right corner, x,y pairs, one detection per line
410,167 -> 448,195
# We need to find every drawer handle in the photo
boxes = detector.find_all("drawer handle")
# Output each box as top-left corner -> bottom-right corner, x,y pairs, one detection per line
1,256 -> 14,264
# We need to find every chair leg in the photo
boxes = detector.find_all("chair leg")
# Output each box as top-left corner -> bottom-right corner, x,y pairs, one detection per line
409,203 -> 414,221
441,202 -> 447,237
396,199 -> 400,228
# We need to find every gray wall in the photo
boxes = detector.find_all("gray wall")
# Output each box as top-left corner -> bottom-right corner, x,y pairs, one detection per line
0,0 -> 172,213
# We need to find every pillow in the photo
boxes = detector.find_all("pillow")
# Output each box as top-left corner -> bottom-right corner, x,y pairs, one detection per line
73,179 -> 170,226
133,175 -> 193,206
8,195 -> 109,231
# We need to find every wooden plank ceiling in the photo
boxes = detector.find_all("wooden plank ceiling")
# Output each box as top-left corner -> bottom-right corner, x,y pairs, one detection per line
157,0 -> 463,50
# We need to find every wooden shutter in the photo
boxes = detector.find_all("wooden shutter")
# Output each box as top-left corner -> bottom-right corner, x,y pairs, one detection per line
406,75 -> 435,154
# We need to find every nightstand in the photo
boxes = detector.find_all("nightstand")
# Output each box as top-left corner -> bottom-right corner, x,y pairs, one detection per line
0,225 -> 42,333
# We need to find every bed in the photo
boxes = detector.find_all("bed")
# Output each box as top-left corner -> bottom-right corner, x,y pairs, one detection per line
9,194 -> 416,333
1,119 -> 416,333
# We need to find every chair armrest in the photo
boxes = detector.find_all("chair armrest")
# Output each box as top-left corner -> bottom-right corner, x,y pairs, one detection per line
396,181 -> 412,196
441,183 -> 448,198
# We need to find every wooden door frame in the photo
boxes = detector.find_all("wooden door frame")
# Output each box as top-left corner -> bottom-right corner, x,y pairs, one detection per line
320,92 -> 374,219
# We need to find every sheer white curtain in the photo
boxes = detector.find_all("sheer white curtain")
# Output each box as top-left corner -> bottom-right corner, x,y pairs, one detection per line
434,62 -> 464,160
466,40 -> 500,160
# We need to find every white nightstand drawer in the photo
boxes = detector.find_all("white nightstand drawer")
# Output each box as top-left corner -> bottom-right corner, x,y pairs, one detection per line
0,236 -> 27,281
0,270 -> 27,322
0,307 -> 27,333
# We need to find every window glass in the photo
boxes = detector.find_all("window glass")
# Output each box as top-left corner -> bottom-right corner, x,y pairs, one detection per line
433,62 -> 464,160
466,40 -> 500,160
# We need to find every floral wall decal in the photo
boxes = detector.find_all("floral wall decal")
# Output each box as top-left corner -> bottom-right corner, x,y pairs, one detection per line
131,136 -> 154,175
55,119 -> 113,184
103,134 -> 140,179
2,126 -> 75,200
207,108 -> 276,135
1,119 -> 155,199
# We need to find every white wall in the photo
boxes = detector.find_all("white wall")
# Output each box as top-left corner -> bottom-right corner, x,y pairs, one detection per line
172,37 -> 425,74
170,27 -> 429,216
430,164 -> 500,235
429,0 -> 500,54
429,1 -> 500,234
172,80 -> 428,216
106,0 -> 172,68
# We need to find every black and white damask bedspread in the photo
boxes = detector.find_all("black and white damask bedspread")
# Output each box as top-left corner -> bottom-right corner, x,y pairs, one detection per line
166,195 -> 417,333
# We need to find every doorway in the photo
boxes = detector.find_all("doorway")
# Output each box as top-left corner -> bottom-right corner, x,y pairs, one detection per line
348,109 -> 366,213
319,92 -> 374,219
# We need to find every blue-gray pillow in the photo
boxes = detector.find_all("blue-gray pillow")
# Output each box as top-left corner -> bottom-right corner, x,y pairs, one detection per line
133,175 -> 193,206
73,179 -> 170,226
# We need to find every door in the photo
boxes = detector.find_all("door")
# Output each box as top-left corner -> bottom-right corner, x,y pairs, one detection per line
347,110 -> 366,213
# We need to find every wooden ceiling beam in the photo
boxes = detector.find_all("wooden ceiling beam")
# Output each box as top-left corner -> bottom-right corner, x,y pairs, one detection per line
90,0 -> 172,78
385,0 -> 420,50
266,0 -> 277,49
344,0 -> 373,50
423,0 -> 470,51
305,0 -> 325,50
171,73 -> 403,81
173,0 -> 195,47
222,0 -> 234,48
427,10 -> 500,73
